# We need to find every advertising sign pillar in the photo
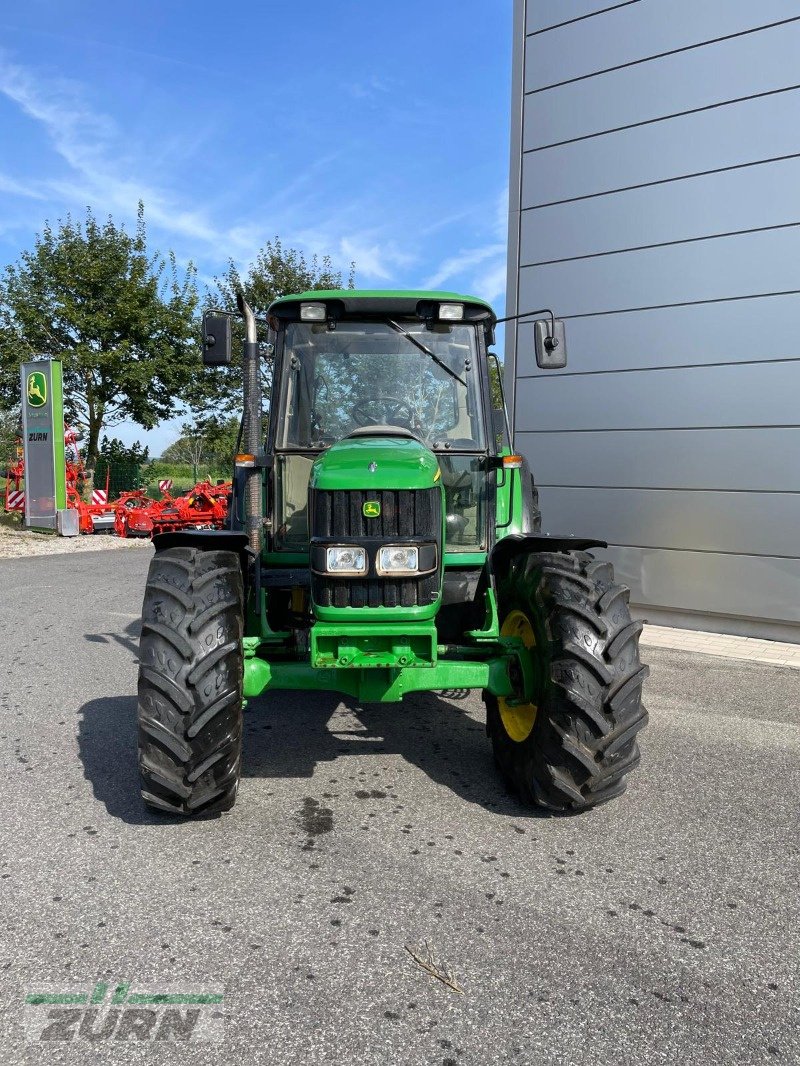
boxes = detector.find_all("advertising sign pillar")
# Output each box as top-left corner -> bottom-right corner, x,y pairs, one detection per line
20,358 -> 67,531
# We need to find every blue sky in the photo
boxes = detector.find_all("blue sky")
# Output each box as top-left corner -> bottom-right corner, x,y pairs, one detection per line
0,0 -> 513,453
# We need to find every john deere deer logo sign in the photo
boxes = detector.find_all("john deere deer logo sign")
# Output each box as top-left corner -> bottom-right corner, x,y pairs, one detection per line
27,371 -> 47,408
363,500 -> 381,518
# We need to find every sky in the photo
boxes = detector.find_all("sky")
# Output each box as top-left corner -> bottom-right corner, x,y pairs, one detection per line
0,0 -> 513,453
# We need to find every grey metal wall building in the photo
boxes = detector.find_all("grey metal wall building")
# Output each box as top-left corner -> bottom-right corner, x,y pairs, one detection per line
506,0 -> 800,643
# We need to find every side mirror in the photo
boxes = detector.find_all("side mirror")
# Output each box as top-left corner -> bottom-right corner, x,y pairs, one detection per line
202,313 -> 232,366
534,319 -> 567,370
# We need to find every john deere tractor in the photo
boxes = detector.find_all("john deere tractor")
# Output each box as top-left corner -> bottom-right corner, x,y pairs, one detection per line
136,291 -> 648,815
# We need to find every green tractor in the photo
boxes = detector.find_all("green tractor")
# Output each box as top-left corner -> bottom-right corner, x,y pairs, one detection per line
136,290 -> 648,816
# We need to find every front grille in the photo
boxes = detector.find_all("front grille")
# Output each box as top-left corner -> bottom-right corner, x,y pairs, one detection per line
310,487 -> 441,609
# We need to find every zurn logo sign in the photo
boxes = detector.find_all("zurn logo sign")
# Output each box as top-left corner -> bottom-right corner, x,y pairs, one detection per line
24,980 -> 225,1043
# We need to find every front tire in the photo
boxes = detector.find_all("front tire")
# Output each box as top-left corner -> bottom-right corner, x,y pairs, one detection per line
487,550 -> 649,812
137,547 -> 244,816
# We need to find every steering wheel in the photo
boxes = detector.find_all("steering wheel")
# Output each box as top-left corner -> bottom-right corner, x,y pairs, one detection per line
352,396 -> 417,429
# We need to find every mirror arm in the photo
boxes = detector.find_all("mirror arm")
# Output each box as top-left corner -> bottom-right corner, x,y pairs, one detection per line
496,308 -> 559,350
206,305 -> 272,327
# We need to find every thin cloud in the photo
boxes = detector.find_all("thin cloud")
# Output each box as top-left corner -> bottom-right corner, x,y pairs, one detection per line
471,261 -> 507,305
348,75 -> 393,100
0,171 -> 46,199
423,242 -> 505,290
338,236 -> 414,281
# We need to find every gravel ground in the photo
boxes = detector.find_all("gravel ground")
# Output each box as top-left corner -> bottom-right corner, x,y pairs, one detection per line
0,549 -> 797,1064
0,522 -> 151,558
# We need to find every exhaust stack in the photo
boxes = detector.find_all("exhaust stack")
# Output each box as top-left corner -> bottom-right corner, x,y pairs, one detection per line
237,293 -> 262,554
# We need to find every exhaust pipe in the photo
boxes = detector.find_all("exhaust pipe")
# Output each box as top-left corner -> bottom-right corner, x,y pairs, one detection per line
237,293 -> 262,554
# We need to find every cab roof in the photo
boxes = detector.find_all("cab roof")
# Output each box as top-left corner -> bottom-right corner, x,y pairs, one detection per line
268,289 -> 497,324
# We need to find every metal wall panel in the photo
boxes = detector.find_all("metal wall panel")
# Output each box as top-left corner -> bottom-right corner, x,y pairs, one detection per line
538,486 -> 800,557
603,546 -> 800,626
525,0 -> 640,35
519,226 -> 800,315
514,295 -> 800,374
522,20 -> 800,148
525,0 -> 799,91
521,91 -> 800,207
515,361 -> 800,432
520,155 -> 800,264
509,0 -> 800,638
519,429 -> 800,493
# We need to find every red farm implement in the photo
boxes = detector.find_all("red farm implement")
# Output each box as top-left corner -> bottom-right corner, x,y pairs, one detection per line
115,481 -> 231,539
2,448 -> 25,512
64,429 -> 116,533
6,427 -> 114,532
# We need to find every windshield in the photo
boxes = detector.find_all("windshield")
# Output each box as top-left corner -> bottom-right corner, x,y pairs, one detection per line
278,319 -> 485,450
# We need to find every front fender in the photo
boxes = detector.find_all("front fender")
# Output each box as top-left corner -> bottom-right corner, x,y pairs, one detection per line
152,530 -> 255,588
490,533 -> 607,577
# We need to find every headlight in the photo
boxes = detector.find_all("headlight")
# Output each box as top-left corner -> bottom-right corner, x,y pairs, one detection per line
377,545 -> 419,575
326,546 -> 367,574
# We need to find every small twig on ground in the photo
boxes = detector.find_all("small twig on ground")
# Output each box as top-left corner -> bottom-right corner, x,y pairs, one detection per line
405,942 -> 464,994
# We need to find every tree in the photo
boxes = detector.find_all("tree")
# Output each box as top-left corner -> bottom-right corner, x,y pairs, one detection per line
92,435 -> 150,496
0,405 -> 21,475
95,435 -> 150,465
188,237 -> 354,423
0,204 -> 199,468
161,425 -> 209,471
161,416 -> 240,472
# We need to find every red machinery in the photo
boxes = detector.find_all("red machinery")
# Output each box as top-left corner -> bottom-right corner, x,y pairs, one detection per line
6,425 -> 231,538
2,446 -> 25,511
64,428 -> 116,533
4,426 -> 115,532
115,481 -> 231,538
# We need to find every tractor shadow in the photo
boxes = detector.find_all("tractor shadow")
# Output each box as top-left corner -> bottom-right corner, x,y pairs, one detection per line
243,689 -> 539,818
83,618 -> 141,658
77,614 -> 536,822
78,688 -> 536,824
78,618 -> 186,826
77,693 -> 162,825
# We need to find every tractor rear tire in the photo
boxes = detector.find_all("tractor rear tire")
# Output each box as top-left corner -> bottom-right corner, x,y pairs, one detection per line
137,546 -> 244,816
487,550 -> 649,812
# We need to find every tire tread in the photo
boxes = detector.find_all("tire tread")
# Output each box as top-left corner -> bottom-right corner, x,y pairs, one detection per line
137,547 -> 244,817
488,549 -> 649,812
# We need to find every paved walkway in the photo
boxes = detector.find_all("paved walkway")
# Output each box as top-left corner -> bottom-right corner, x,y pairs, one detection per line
640,623 -> 800,669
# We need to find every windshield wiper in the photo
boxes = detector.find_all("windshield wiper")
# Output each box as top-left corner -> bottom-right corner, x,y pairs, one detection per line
387,320 -> 467,386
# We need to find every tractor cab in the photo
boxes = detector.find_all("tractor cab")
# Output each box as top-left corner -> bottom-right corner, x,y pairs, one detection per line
267,291 -> 497,558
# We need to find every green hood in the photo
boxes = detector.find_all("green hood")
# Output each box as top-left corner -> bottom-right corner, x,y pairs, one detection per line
310,436 -> 440,492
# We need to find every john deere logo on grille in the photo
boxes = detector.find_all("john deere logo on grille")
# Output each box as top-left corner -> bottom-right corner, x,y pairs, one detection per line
27,371 -> 47,408
363,500 -> 381,518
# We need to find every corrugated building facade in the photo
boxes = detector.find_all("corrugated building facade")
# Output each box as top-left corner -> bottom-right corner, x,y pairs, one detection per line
506,0 -> 800,642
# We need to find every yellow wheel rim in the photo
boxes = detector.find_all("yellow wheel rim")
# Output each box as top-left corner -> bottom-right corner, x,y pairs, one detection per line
498,609 -> 538,743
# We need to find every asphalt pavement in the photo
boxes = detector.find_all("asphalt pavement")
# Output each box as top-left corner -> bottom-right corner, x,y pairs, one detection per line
0,548 -> 797,1064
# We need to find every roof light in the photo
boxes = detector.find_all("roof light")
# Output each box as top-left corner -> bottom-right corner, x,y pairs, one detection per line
503,455 -> 524,469
439,302 -> 464,321
300,302 -> 326,321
